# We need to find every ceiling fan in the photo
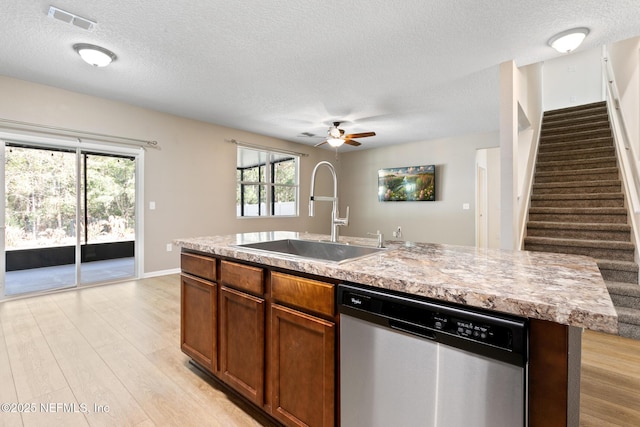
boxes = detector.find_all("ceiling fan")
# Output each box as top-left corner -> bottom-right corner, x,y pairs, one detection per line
314,122 -> 376,148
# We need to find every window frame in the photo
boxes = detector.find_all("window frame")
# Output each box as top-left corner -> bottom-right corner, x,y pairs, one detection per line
236,146 -> 299,218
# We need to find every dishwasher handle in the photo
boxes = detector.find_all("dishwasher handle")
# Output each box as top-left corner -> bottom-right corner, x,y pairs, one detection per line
389,319 -> 437,340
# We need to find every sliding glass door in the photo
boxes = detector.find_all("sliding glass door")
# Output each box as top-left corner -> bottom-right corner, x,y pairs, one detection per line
2,140 -> 139,297
4,145 -> 78,294
79,152 -> 136,285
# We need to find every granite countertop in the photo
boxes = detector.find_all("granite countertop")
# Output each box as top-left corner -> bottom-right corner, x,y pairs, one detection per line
174,231 -> 618,334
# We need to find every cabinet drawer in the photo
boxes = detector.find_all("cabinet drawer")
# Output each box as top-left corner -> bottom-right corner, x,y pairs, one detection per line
220,260 -> 264,295
271,272 -> 335,317
181,252 -> 216,281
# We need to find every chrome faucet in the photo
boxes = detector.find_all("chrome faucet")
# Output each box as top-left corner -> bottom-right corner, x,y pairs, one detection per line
367,230 -> 384,248
309,161 -> 349,242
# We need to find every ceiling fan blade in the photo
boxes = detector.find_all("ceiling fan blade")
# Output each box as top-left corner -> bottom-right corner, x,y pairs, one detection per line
314,140 -> 328,147
344,131 -> 375,139
344,139 -> 362,146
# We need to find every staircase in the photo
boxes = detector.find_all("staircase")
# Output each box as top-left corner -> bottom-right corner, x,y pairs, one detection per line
524,101 -> 640,339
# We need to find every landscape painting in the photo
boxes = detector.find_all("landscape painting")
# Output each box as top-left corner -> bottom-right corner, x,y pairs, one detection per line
378,165 -> 435,202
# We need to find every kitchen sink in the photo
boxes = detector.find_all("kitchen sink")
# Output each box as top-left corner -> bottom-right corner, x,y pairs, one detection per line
234,239 -> 385,263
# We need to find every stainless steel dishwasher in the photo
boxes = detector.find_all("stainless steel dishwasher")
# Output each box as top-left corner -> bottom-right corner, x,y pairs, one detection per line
338,283 -> 528,427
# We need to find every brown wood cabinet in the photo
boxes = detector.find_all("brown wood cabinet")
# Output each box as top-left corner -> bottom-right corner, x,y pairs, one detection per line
270,271 -> 336,427
219,285 -> 265,406
181,252 -> 337,427
180,273 -> 217,371
180,252 -> 218,372
270,303 -> 335,427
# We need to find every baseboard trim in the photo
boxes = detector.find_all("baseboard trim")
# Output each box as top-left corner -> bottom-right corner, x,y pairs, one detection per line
144,268 -> 180,278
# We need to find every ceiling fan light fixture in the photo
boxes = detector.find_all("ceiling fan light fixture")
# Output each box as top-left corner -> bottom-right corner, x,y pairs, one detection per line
73,43 -> 117,67
548,27 -> 589,53
327,138 -> 344,147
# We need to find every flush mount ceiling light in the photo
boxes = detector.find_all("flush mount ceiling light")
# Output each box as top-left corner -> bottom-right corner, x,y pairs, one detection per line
73,43 -> 116,67
548,27 -> 590,53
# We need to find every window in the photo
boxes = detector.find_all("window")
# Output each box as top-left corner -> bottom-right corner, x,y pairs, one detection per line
236,146 -> 298,217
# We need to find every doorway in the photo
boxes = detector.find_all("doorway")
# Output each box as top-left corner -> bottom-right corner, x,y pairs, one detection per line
2,140 -> 140,297
476,147 -> 501,249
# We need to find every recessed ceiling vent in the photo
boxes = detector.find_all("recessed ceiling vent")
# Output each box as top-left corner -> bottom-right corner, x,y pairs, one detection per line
48,6 -> 96,31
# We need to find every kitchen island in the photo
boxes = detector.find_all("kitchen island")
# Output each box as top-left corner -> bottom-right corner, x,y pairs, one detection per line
174,231 -> 618,427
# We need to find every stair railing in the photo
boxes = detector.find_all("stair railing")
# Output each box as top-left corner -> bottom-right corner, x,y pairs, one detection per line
602,51 -> 640,269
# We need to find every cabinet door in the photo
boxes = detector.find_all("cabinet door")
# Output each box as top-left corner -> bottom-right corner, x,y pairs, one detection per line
219,286 -> 265,406
271,304 -> 335,427
181,273 -> 216,372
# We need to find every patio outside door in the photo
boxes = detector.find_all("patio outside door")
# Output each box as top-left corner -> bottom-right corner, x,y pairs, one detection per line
79,151 -> 136,286
2,141 -> 138,297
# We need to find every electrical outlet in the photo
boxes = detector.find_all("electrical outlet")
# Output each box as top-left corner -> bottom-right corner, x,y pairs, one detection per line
393,226 -> 402,239
166,243 -> 172,252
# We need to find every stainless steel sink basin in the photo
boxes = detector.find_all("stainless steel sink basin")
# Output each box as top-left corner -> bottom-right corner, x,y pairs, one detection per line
234,239 -> 385,263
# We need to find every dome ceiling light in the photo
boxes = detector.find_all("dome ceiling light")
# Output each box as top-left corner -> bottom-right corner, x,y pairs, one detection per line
73,43 -> 117,67
548,27 -> 590,53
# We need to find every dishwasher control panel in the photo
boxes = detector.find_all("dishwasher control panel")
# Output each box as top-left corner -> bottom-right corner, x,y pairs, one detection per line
338,283 -> 528,365
433,314 -> 508,349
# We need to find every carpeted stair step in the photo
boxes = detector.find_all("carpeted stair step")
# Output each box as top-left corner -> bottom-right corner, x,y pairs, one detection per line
524,236 -> 635,261
535,156 -> 617,173
615,307 -> 640,340
530,193 -> 625,208
539,128 -> 612,144
540,120 -> 611,138
527,221 -> 631,241
543,102 -> 607,120
597,260 -> 639,283
542,113 -> 609,130
532,180 -> 621,195
528,207 -> 627,223
534,167 -> 619,184
539,136 -> 613,151
538,145 -> 615,161
607,281 -> 640,309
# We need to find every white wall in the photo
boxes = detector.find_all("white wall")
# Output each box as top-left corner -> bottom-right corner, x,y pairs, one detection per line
499,58 -> 544,250
607,36 -> 640,271
337,131 -> 499,246
608,36 -> 640,162
542,47 -> 604,111
516,62 -> 543,246
0,76 -> 336,275
499,61 -> 519,249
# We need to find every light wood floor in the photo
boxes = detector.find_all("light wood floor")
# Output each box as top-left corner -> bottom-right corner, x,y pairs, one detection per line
1,275 -> 638,426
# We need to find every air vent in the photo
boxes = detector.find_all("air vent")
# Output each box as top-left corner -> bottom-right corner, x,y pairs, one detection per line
48,6 -> 96,31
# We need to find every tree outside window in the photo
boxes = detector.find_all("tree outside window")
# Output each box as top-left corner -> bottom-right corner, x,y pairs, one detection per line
236,146 -> 298,217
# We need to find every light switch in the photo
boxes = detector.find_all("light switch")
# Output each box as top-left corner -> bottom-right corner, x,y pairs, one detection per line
149,201 -> 156,210
463,203 -> 470,210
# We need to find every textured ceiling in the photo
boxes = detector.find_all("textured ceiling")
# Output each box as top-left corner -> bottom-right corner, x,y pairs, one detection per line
1,1 -> 640,151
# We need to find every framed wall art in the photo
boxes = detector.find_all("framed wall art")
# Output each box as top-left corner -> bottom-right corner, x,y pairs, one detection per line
378,164 -> 435,201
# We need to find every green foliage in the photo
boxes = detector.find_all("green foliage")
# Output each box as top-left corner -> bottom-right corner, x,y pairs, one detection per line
5,147 -> 135,249
236,157 -> 296,211
85,154 -> 136,241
